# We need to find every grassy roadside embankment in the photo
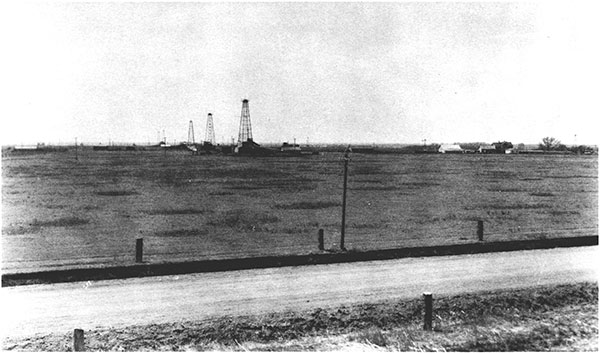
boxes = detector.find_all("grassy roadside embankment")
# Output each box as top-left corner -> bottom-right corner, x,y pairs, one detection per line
3,236 -> 596,287
3,282 -> 597,351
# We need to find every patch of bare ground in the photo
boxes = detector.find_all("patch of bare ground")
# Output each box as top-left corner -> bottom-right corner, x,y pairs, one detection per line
3,282 -> 596,351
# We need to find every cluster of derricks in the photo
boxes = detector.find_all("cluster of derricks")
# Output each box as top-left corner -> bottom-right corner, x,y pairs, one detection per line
159,99 -> 318,157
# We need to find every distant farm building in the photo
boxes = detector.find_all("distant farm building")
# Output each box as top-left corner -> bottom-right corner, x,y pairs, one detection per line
438,144 -> 463,154
13,145 -> 39,151
478,144 -> 498,154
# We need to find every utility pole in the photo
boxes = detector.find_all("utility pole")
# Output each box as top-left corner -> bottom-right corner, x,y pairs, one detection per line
75,137 -> 78,161
340,145 -> 351,251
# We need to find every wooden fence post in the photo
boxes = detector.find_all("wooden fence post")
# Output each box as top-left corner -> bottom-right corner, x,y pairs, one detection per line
136,238 -> 143,263
423,292 -> 433,331
318,229 -> 324,250
477,221 -> 484,241
73,329 -> 84,351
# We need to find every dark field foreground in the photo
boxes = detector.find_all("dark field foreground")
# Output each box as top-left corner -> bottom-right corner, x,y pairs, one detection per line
2,151 -> 598,273
3,282 -> 597,351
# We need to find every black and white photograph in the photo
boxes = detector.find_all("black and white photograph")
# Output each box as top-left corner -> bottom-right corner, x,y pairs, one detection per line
1,1 -> 598,351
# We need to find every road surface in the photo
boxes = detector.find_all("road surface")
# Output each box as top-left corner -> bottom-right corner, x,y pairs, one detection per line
1,246 -> 597,338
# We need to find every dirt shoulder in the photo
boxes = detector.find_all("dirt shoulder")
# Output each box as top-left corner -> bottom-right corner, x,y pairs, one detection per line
3,282 -> 597,351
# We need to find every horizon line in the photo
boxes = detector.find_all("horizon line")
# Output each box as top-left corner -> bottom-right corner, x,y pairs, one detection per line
2,141 -> 597,148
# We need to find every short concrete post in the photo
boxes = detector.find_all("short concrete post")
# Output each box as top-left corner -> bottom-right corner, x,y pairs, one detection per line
136,238 -> 143,263
73,328 -> 84,351
477,221 -> 484,241
423,292 -> 433,331
318,229 -> 324,250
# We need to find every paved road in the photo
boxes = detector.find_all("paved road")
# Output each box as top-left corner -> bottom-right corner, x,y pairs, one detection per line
1,246 -> 597,338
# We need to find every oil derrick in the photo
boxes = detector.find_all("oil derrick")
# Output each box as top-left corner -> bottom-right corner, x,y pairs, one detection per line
187,120 -> 195,145
185,120 -> 198,153
205,113 -> 216,145
234,99 -> 271,155
238,99 -> 253,144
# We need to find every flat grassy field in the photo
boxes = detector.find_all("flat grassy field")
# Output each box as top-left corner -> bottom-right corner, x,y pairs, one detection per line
1,150 -> 597,273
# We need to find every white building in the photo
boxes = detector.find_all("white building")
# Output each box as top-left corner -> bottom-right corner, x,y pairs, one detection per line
438,144 -> 463,154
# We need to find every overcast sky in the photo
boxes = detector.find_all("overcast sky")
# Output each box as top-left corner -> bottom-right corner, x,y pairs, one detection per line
1,2 -> 598,145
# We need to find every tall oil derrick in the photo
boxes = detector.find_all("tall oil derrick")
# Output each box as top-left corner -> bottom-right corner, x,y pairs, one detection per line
238,99 -> 253,144
187,120 -> 195,145
205,113 -> 216,145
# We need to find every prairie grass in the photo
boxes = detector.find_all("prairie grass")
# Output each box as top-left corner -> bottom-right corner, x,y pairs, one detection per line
488,188 -> 524,192
402,181 -> 440,188
550,210 -> 580,216
353,179 -> 384,183
275,201 -> 340,210
95,190 -> 138,196
477,204 -> 552,210
2,152 -> 597,272
152,229 -> 208,237
210,168 -> 292,179
146,208 -> 206,215
351,222 -> 382,229
4,217 -> 90,235
209,191 -> 234,196
225,177 -> 317,192
547,175 -> 597,179
351,327 -> 389,347
351,165 -> 397,176
350,185 -> 402,191
30,217 -> 89,227
274,227 -> 311,234
530,192 -> 554,197
208,209 -> 279,231
352,182 -> 439,190
479,170 -> 518,179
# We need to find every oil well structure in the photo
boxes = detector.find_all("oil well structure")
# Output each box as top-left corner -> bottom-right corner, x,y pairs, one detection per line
87,98 -> 315,155
185,120 -> 198,153
205,113 -> 216,147
233,99 -> 315,156
201,113 -> 218,153
234,99 -> 275,156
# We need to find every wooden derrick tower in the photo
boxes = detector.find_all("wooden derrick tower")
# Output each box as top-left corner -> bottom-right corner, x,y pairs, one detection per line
187,120 -> 195,145
205,113 -> 216,145
238,99 -> 253,144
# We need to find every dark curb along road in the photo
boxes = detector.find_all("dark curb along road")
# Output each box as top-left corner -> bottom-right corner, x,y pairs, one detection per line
2,236 -> 597,287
